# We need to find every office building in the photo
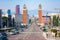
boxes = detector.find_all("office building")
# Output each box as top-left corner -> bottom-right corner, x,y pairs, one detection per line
7,9 -> 12,27
16,5 -> 20,14
15,5 -> 22,26
0,9 -> 2,28
42,16 -> 50,25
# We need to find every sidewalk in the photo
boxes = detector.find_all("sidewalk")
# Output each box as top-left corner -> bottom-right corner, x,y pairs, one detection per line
47,37 -> 60,40
43,32 -> 56,40
55,37 -> 60,40
43,32 -> 60,40
47,38 -> 56,40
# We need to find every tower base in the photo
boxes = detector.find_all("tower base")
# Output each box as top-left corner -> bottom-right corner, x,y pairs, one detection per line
37,23 -> 44,26
21,23 -> 27,26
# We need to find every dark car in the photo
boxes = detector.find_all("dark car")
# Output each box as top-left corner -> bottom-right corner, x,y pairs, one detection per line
0,32 -> 8,40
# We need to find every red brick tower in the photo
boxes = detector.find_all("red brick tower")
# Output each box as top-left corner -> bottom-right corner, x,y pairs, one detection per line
22,4 -> 27,25
38,4 -> 42,25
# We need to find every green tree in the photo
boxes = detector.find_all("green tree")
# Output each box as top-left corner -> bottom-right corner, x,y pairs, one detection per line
2,16 -> 8,27
2,16 -> 8,20
53,15 -> 59,26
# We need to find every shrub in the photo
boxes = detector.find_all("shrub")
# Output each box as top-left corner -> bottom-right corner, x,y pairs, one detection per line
51,29 -> 57,33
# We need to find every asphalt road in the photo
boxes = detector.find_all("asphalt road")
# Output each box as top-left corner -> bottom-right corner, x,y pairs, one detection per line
8,23 -> 46,40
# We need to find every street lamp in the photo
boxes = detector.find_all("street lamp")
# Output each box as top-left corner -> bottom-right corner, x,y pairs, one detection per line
51,16 -> 53,28
46,12 -> 48,25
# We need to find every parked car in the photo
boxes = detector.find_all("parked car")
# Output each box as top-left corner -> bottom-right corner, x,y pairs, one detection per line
10,29 -> 19,35
15,30 -> 19,34
0,32 -> 8,40
10,31 -> 15,35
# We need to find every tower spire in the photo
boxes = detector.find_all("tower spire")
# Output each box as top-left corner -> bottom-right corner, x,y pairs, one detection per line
39,4 -> 42,9
23,4 -> 26,9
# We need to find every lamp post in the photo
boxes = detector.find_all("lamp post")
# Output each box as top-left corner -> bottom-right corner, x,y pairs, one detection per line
58,14 -> 59,26
51,16 -> 53,28
46,12 -> 48,25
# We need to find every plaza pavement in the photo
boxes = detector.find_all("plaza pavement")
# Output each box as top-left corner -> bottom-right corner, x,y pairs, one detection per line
8,23 -> 46,40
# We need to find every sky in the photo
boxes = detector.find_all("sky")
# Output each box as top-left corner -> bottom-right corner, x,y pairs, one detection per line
0,0 -> 60,16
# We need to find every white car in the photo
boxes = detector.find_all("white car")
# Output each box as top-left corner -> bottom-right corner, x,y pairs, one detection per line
10,31 -> 16,35
10,29 -> 19,35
